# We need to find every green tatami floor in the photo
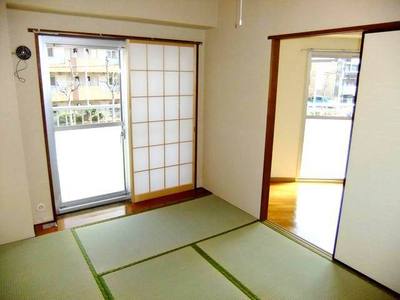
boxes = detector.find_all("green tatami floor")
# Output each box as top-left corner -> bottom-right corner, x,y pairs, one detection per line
197,222 -> 394,300
0,230 -> 102,300
75,195 -> 256,274
0,195 -> 396,300
103,247 -> 247,300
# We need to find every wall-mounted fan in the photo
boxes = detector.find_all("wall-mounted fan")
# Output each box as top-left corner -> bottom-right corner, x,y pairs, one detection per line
14,45 -> 31,82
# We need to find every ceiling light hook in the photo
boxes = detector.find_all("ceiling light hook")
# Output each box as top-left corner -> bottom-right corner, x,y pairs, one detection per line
235,0 -> 244,28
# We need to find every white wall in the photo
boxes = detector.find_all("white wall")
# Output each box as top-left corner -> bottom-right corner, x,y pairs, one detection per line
203,0 -> 400,218
335,30 -> 400,293
6,0 -> 218,28
272,36 -> 361,178
7,9 -> 206,224
0,0 -> 34,244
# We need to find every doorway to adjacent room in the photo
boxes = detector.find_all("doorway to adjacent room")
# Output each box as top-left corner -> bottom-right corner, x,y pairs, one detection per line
265,33 -> 362,254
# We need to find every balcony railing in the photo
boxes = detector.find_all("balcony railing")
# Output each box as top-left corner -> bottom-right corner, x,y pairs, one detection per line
307,102 -> 355,118
53,104 -> 121,128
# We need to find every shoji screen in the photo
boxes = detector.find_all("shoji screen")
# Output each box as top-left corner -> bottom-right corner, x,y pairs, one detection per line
334,30 -> 400,293
128,40 -> 196,201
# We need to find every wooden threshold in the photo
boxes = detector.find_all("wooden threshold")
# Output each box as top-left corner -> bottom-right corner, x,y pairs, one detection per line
134,184 -> 194,202
34,187 -> 211,236
270,177 -> 296,183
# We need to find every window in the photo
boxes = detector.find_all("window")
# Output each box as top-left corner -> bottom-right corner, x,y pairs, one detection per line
50,75 -> 56,86
38,35 -> 128,213
47,47 -> 54,57
107,50 -> 117,59
71,48 -> 79,58
90,75 -> 99,86
306,52 -> 360,118
299,51 -> 360,180
108,73 -> 114,85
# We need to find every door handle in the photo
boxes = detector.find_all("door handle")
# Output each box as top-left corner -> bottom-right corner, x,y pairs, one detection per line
120,127 -> 126,141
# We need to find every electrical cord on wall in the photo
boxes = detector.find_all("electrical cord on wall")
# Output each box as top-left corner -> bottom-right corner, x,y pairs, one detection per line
14,59 -> 28,83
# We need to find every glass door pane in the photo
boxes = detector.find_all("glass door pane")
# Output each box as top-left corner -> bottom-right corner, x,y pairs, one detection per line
55,126 -> 125,202
299,52 -> 360,179
39,36 -> 129,213
129,41 -> 196,201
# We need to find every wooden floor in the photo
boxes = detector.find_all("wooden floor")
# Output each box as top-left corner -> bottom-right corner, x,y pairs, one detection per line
34,188 -> 211,236
267,181 -> 343,253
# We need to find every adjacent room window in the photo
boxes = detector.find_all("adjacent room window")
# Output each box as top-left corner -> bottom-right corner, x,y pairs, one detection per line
47,47 -> 54,57
50,74 -> 56,86
129,41 -> 196,201
300,51 -> 360,179
307,53 -> 360,118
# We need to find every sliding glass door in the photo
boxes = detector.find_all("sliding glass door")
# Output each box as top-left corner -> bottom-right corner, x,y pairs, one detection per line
39,36 -> 130,213
299,51 -> 360,180
128,41 -> 197,201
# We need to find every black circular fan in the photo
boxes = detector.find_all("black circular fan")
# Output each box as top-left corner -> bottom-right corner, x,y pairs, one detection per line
15,46 -> 31,60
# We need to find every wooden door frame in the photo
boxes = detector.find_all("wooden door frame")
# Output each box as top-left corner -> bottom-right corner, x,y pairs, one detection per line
260,21 -> 400,221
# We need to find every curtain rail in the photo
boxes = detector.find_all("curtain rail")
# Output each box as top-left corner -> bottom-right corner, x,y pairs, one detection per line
27,28 -> 202,45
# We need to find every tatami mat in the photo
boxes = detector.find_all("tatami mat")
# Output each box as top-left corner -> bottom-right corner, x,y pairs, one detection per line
0,231 -> 102,300
103,247 -> 248,299
75,195 -> 256,274
197,223 -> 394,300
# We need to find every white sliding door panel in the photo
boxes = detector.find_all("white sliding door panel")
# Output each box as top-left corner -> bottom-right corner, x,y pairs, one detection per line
131,98 -> 148,122
147,45 -> 163,70
148,97 -> 164,121
131,71 -> 147,96
180,47 -> 194,71
335,30 -> 400,293
133,148 -> 149,172
129,44 -> 147,69
164,46 -> 179,70
165,166 -> 179,188
165,97 -> 179,119
132,123 -> 148,147
148,71 -> 163,96
180,72 -> 194,95
129,41 -> 196,201
165,72 -> 179,95
134,171 -> 149,194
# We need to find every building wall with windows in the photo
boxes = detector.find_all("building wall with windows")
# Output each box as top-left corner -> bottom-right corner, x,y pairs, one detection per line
47,46 -> 123,126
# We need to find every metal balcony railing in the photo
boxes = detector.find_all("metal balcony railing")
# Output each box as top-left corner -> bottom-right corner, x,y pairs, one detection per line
53,104 -> 121,128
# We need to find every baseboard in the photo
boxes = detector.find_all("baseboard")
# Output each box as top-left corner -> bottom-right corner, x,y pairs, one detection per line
270,177 -> 344,184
